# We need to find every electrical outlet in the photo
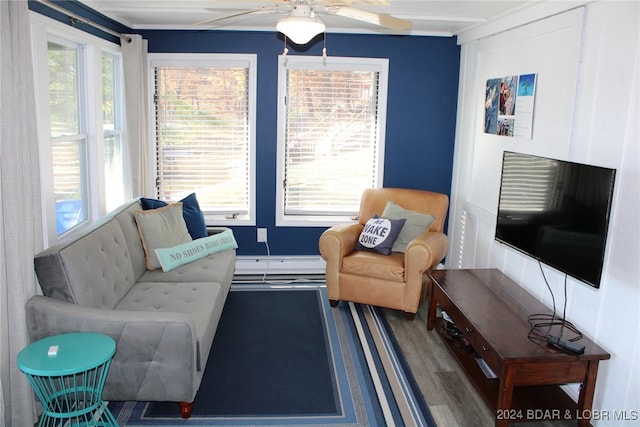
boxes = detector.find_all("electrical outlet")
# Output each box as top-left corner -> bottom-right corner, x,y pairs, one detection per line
257,228 -> 267,243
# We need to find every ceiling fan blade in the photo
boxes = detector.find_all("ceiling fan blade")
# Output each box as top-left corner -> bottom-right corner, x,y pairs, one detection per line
328,6 -> 412,31
195,6 -> 276,27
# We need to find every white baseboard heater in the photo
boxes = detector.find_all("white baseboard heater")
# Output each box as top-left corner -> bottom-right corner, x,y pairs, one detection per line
234,255 -> 326,275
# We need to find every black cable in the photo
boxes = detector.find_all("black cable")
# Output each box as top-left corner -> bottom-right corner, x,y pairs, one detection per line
527,262 -> 582,343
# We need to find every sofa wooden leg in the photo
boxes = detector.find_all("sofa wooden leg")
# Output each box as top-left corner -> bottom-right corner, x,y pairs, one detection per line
329,299 -> 339,307
405,312 -> 416,321
179,401 -> 193,419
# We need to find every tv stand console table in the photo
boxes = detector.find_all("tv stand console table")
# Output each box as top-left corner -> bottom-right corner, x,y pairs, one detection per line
426,269 -> 610,427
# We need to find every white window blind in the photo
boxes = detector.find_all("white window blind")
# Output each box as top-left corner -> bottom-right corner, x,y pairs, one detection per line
277,56 -> 388,225
152,55 -> 256,223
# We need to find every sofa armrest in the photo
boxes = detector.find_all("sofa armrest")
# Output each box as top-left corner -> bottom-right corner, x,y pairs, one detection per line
26,295 -> 199,401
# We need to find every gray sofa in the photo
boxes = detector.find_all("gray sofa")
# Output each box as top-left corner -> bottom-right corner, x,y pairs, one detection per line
25,199 -> 236,418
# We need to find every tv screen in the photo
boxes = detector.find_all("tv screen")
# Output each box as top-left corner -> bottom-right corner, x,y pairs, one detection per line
495,151 -> 616,288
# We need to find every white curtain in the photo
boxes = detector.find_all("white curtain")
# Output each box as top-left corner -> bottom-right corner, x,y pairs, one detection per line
0,1 -> 44,426
122,34 -> 151,198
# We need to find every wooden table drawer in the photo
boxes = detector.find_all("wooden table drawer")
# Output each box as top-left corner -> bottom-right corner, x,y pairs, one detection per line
436,299 -> 476,345
474,334 -> 502,377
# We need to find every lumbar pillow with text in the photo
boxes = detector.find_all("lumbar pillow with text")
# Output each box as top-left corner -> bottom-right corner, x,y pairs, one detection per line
356,215 -> 406,255
382,200 -> 436,253
155,229 -> 238,272
140,192 -> 207,239
134,203 -> 192,270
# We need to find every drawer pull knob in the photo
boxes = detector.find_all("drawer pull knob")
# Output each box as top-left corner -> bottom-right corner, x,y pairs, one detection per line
465,327 -> 473,333
482,345 -> 488,352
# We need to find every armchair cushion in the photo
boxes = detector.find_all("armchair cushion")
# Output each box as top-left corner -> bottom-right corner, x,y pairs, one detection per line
356,215 -> 406,255
382,201 -> 436,253
343,251 -> 405,281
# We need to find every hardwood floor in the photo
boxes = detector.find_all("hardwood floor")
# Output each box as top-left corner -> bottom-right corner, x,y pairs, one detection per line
382,302 -> 579,427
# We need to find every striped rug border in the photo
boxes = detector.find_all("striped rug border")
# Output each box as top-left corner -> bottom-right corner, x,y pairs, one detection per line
350,303 -> 436,427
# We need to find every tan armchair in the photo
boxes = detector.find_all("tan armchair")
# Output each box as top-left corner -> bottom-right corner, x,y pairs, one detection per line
319,188 -> 449,320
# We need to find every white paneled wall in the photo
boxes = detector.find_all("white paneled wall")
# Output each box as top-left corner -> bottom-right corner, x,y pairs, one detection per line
448,2 -> 640,426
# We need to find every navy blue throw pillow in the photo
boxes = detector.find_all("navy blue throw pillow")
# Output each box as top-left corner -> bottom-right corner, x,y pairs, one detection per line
140,193 -> 207,239
356,215 -> 406,255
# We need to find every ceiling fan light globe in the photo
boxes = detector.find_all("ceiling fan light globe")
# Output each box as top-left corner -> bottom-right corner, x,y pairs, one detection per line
277,15 -> 325,45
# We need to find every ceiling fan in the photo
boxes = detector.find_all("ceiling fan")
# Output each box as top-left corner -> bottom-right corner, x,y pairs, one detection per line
196,0 -> 412,45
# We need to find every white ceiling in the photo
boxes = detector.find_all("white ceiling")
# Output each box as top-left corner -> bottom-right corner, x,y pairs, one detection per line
79,0 -> 541,37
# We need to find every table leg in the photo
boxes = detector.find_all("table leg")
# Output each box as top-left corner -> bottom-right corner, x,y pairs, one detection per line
495,366 -> 516,427
426,281 -> 437,330
576,361 -> 600,427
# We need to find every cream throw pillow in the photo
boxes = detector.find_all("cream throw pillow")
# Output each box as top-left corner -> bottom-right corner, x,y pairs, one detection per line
135,203 -> 192,270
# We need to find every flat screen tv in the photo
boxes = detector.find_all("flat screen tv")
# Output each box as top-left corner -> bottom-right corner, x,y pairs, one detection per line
495,151 -> 616,288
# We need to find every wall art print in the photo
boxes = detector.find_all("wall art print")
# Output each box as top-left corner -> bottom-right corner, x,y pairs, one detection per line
484,73 -> 537,138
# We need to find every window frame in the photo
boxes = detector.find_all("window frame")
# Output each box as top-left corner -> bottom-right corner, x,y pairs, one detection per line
30,12 -> 125,246
275,55 -> 388,227
102,51 -> 125,212
148,53 -> 257,226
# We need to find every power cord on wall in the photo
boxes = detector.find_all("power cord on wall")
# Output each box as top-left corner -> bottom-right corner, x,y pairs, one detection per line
258,241 -> 325,285
261,240 -> 271,283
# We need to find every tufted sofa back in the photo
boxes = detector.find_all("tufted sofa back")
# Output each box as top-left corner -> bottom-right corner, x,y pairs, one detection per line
34,199 -> 144,310
112,200 -> 148,281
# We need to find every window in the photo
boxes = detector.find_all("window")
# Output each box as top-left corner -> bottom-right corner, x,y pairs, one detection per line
47,40 -> 88,236
276,56 -> 388,226
150,54 -> 257,225
31,13 -> 125,245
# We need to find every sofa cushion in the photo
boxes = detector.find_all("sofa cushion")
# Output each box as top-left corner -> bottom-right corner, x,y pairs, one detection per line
115,281 -> 227,371
141,193 -> 208,239
135,203 -> 192,270
139,248 -> 236,293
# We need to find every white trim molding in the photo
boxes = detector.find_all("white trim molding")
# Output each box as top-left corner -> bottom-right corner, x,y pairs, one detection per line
234,255 -> 326,275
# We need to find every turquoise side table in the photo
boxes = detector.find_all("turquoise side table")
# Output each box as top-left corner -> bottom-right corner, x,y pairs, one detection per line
17,332 -> 119,427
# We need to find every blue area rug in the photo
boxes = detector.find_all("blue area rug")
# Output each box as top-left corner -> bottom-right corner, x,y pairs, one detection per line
109,283 -> 436,426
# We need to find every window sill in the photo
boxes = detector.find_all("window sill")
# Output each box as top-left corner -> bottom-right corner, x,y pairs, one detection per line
204,215 -> 255,227
276,215 -> 358,228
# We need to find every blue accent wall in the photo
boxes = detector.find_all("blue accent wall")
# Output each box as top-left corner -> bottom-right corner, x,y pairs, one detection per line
27,0 -> 460,256
140,30 -> 460,256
